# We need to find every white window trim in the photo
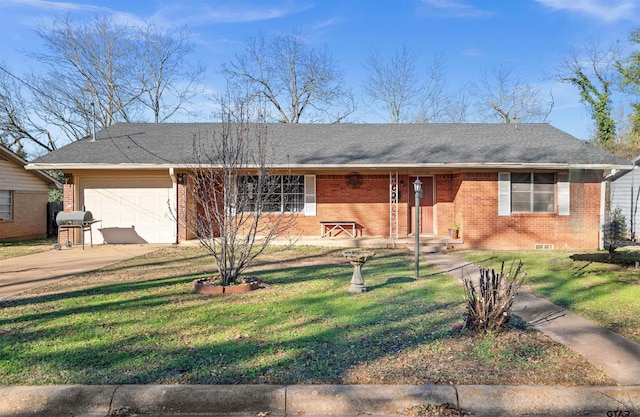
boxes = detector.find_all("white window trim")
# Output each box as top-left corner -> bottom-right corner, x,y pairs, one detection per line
498,173 -> 511,216
304,174 -> 316,216
0,190 -> 13,220
236,174 -> 309,214
498,172 -> 570,216
557,172 -> 570,216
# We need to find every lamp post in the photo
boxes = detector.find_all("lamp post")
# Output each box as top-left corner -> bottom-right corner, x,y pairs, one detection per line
413,178 -> 423,278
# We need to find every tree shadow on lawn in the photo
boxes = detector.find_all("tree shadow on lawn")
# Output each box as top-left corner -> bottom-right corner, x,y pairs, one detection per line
570,251 -> 640,267
0,251 -> 468,385
0,271 -> 205,314
258,252 -> 415,287
1,288 -> 462,385
92,252 -> 213,275
499,252 -> 640,317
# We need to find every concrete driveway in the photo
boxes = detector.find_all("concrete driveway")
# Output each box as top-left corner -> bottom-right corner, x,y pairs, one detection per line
0,244 -> 165,300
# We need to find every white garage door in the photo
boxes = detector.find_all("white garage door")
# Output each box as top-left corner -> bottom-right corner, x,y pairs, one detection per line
82,177 -> 176,244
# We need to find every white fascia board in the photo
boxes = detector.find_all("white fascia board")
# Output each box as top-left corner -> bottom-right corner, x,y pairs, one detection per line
271,163 -> 627,170
26,163 -> 176,170
26,162 -> 629,171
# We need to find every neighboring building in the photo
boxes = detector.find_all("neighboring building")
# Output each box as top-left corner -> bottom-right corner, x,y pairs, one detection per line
27,123 -> 630,250
0,145 -> 61,241
609,155 -> 640,239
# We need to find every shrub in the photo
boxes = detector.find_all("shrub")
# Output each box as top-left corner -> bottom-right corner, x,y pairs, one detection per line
602,207 -> 627,255
462,261 -> 526,333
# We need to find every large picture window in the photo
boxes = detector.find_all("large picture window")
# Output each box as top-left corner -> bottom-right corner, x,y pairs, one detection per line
499,172 -> 569,216
511,173 -> 556,213
0,190 -> 12,220
238,175 -> 305,213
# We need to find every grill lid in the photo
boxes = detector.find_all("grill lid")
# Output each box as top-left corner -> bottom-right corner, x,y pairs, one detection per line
56,211 -> 94,226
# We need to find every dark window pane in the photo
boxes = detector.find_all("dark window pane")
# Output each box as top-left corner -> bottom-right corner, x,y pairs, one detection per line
534,173 -> 555,184
511,173 -> 531,183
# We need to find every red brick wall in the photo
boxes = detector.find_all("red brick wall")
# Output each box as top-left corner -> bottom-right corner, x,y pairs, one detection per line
177,176 -> 188,242
175,169 -> 603,249
0,191 -> 48,240
434,174 -> 459,235
291,174 -> 402,237
63,179 -> 75,212
455,171 -> 602,250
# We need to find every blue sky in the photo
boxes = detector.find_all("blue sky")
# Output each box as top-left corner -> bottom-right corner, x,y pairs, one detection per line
1,0 -> 640,141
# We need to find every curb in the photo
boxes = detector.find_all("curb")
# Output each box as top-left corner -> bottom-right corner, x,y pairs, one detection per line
2,385 -> 640,416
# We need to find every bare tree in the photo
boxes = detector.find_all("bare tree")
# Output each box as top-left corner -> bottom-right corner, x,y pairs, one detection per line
363,45 -> 420,123
416,52 -> 451,123
0,15 -> 204,154
32,16 -> 142,131
557,41 -> 619,148
443,87 -> 473,123
0,66 -> 54,152
475,63 -> 554,124
221,30 -> 354,123
184,100 -> 297,286
135,23 -> 205,123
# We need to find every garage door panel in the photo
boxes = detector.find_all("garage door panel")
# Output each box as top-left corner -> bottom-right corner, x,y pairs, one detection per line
82,177 -> 175,244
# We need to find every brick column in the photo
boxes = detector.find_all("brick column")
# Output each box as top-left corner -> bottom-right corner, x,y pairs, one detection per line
63,175 -> 75,212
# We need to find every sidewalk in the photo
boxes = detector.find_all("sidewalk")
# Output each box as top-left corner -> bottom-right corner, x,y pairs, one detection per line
426,252 -> 640,385
0,244 -> 164,300
2,384 -> 639,417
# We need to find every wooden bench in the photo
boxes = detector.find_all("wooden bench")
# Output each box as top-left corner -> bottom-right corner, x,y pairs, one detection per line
320,221 -> 357,238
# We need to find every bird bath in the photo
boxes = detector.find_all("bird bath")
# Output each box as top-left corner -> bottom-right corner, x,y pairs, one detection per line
342,250 -> 375,293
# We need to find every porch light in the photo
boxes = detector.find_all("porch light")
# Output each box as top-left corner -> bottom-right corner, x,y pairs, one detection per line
413,178 -> 423,278
413,178 -> 423,194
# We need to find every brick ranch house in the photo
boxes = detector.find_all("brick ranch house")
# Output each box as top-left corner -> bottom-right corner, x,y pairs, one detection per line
1,145 -> 61,241
27,123 -> 630,250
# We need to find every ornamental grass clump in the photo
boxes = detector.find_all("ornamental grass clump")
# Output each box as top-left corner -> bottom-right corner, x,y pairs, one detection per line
462,260 -> 526,333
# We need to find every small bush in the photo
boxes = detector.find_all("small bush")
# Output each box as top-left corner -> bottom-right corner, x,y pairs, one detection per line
462,261 -> 526,333
602,207 -> 627,254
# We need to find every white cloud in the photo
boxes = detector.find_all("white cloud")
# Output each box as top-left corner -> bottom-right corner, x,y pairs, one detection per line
0,0 -> 107,12
0,0 -> 147,30
535,0 -> 638,23
420,0 -> 493,18
150,2 -> 310,27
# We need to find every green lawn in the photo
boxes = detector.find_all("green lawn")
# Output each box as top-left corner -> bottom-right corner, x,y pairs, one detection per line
457,248 -> 640,344
0,246 -> 613,386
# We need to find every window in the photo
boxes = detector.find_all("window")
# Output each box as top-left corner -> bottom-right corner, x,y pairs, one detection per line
498,172 -> 570,216
238,175 -> 305,213
0,190 -> 12,220
511,173 -> 556,213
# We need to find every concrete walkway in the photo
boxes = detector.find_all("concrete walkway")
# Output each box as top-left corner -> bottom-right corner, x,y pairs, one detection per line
426,252 -> 640,386
2,384 -> 640,417
0,244 -> 164,300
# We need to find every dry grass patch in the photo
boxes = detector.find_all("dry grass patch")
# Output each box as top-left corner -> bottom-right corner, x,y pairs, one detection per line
0,238 -> 55,260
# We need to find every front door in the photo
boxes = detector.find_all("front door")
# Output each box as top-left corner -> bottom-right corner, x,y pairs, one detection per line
409,176 -> 434,235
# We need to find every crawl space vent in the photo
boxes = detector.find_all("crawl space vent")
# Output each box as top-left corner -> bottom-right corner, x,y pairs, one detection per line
535,244 -> 554,250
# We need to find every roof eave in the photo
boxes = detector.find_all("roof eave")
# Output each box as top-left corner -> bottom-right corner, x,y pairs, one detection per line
27,162 -> 626,171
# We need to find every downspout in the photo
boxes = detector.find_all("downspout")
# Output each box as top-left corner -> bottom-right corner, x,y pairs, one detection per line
631,158 -> 639,241
631,162 -> 636,240
600,179 -> 606,251
169,167 -> 179,245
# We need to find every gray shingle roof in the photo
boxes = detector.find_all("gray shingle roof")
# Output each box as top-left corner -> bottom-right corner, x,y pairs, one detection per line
30,122 -> 631,168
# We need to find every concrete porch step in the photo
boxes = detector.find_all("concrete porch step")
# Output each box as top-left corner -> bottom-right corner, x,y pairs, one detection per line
394,237 -> 463,253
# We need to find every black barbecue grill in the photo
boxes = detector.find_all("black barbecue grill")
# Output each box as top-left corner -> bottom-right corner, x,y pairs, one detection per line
54,211 -> 100,250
